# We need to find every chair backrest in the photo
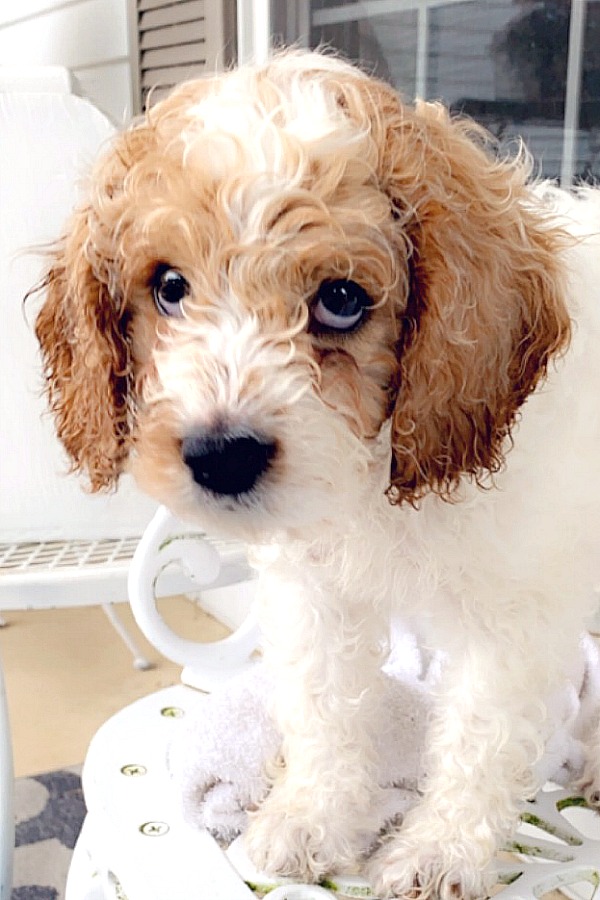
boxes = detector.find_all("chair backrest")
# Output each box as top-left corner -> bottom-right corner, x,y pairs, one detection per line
0,73 -> 156,544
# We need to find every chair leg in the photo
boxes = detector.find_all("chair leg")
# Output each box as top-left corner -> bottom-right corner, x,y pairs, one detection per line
101,604 -> 154,671
0,653 -> 14,900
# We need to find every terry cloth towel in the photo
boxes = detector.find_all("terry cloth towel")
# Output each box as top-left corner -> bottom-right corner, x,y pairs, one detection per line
168,632 -> 600,843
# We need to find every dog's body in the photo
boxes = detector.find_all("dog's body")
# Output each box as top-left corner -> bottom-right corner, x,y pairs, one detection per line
34,52 -> 600,898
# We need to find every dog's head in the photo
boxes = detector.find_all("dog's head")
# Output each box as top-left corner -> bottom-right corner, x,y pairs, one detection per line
35,52 -> 570,536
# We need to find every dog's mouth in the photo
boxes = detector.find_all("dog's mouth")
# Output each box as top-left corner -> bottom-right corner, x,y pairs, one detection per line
180,426 -> 278,500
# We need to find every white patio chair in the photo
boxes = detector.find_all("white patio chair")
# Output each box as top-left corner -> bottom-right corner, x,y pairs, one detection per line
0,66 -> 155,899
0,66 -> 161,664
68,506 -> 600,900
67,505 -> 260,900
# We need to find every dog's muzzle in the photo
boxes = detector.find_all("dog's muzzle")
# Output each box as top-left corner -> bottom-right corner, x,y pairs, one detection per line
181,428 -> 277,497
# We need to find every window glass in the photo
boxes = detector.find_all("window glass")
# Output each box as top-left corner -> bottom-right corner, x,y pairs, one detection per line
272,0 -> 599,184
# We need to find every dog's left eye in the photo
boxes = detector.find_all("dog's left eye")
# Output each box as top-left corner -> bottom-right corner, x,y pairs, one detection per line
151,265 -> 189,317
311,280 -> 372,333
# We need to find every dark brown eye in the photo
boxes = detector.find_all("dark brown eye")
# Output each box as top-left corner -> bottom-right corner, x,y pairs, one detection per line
311,279 -> 372,333
151,265 -> 189,317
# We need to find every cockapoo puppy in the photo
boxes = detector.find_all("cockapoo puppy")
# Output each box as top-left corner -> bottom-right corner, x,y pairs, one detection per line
34,51 -> 600,898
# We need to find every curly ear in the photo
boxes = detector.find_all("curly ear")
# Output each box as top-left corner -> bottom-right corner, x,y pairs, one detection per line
384,101 -> 571,503
346,80 -> 571,503
34,208 -> 132,491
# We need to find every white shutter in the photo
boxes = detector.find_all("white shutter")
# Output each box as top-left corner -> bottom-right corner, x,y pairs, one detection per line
132,0 -> 235,111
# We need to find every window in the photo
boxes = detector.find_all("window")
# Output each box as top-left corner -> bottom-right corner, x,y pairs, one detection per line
268,0 -> 600,185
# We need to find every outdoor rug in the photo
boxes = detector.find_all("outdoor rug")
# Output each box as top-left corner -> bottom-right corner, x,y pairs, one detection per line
13,766 -> 86,900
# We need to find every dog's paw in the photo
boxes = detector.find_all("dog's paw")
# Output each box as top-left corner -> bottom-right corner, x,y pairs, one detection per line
577,754 -> 600,809
580,778 -> 600,810
367,839 -> 492,900
244,792 -> 360,881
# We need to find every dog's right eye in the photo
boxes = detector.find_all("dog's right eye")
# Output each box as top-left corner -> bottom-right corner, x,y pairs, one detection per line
151,265 -> 189,317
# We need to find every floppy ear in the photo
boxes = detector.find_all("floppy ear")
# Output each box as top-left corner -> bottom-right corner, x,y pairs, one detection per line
348,80 -> 571,504
34,207 -> 132,491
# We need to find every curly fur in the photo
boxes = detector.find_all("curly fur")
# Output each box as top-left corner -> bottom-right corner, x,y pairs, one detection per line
34,51 -> 600,899
34,214 -> 133,489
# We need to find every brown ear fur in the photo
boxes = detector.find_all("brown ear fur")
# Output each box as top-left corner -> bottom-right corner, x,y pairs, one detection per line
331,70 -> 571,503
34,208 -> 132,491
388,101 -> 571,503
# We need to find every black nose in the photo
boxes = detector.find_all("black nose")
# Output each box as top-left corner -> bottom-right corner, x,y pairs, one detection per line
181,429 -> 277,496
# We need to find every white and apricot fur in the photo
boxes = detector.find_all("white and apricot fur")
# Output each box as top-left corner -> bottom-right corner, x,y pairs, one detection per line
34,52 -> 600,898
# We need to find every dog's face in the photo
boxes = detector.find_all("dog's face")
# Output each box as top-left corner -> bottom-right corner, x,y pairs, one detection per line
35,52 -> 570,539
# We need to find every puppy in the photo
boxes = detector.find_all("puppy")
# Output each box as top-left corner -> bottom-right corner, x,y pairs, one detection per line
34,51 -> 600,898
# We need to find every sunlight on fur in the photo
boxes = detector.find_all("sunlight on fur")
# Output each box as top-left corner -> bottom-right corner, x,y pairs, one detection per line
33,50 -> 600,899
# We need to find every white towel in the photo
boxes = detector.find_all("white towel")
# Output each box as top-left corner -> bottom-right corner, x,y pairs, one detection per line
168,632 -> 600,843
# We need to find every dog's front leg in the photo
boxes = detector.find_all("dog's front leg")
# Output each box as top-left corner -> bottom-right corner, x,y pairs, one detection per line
244,556 -> 386,881
369,638 -> 553,900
